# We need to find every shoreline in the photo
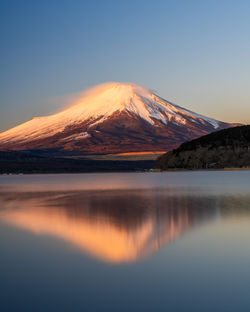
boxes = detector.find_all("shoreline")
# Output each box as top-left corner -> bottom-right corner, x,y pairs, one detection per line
1,167 -> 250,175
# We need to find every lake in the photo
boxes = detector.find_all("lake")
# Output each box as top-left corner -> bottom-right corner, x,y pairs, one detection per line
1,171 -> 250,312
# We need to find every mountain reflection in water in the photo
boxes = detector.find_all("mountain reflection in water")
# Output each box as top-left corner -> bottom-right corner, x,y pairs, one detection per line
0,189 -> 222,263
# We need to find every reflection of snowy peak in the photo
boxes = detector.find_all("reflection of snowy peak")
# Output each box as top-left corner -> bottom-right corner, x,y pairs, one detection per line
0,82 -> 236,153
0,189 -> 218,263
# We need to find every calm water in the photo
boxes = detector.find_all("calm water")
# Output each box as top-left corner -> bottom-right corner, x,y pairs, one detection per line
1,171 -> 250,312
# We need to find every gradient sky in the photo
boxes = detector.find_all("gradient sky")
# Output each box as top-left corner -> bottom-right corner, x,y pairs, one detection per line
0,0 -> 249,131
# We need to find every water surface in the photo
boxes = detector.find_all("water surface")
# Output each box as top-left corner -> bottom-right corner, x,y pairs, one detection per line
1,171 -> 250,311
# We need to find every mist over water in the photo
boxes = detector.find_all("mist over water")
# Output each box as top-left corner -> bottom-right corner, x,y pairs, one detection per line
1,171 -> 250,311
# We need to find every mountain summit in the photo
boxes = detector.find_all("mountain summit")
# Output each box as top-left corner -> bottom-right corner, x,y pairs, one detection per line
0,82 -> 237,154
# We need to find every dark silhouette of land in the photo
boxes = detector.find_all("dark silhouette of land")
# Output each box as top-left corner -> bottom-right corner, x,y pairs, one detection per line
0,150 -> 154,174
156,125 -> 250,170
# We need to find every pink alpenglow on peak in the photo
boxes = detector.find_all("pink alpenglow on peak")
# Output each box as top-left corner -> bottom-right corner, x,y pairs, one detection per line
0,82 -> 239,154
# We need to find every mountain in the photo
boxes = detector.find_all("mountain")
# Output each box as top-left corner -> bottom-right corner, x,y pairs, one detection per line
0,82 -> 238,154
156,125 -> 250,170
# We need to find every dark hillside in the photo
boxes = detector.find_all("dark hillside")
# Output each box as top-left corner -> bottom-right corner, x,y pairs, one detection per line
156,125 -> 250,170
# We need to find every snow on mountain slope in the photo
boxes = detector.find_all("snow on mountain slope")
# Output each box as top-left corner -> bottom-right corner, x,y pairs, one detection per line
0,82 -> 237,153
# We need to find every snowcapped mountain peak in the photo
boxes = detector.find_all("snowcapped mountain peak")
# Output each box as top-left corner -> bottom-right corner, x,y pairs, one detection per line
60,81 -> 209,127
64,82 -> 156,123
0,82 -> 236,153
79,82 -> 152,99
72,82 -> 152,109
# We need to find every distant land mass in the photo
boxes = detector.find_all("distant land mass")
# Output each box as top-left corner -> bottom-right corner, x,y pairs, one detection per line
156,125 -> 250,170
0,82 -> 238,155
0,151 -> 154,174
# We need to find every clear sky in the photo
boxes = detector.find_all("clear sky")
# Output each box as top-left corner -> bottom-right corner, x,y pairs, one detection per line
0,0 -> 249,131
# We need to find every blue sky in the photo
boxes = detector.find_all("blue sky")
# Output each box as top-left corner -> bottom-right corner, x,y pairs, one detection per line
0,0 -> 249,131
